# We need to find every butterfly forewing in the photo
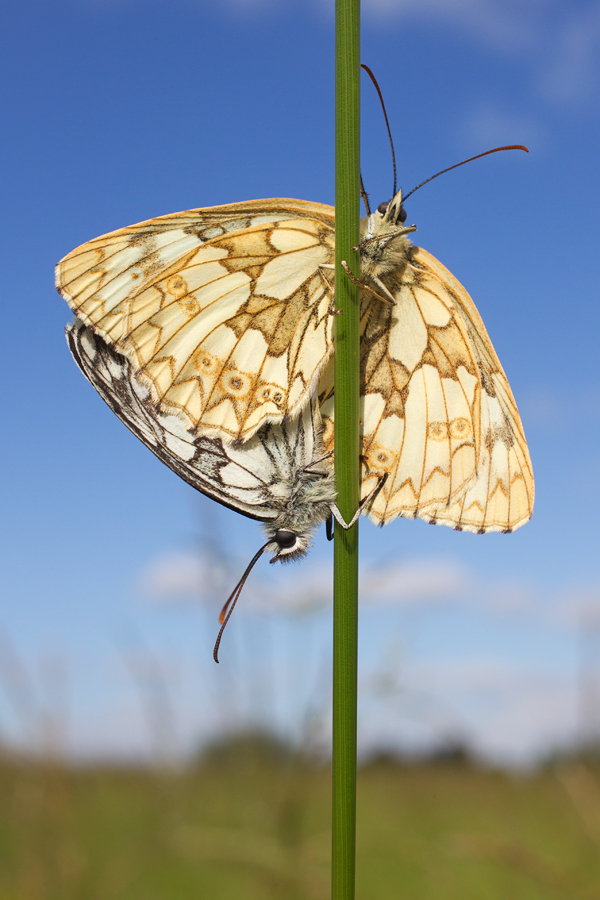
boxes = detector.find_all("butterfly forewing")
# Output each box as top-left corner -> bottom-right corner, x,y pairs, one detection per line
57,199 -> 336,443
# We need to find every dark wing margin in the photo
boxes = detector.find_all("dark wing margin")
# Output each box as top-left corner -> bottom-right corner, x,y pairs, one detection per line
66,319 -> 278,522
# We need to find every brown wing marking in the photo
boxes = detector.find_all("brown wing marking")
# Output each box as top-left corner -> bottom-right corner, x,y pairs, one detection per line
56,200 -> 336,443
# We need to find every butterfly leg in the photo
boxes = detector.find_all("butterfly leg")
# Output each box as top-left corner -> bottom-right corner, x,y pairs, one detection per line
330,474 -> 387,530
340,261 -> 394,305
304,450 -> 333,471
319,265 -> 342,316
326,514 -> 334,541
370,274 -> 397,305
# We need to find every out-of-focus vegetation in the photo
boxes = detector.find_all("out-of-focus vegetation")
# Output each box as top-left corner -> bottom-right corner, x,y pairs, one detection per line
1,734 -> 600,900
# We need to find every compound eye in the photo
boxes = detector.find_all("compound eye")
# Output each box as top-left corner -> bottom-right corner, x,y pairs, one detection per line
377,200 -> 390,215
397,206 -> 407,223
275,529 -> 297,550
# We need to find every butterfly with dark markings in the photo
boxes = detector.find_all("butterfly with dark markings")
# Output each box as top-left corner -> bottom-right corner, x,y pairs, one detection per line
66,319 -> 369,660
57,199 -> 336,445
318,177 -> 535,534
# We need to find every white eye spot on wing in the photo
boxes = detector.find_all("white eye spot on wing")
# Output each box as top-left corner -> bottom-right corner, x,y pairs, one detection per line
450,417 -> 471,439
428,421 -> 448,441
220,369 -> 252,398
166,275 -> 188,298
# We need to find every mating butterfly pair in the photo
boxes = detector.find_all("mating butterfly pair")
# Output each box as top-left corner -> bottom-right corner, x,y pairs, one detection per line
56,193 -> 533,535
56,191 -> 534,656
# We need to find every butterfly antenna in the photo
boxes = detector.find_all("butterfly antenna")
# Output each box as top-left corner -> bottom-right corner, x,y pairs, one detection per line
360,173 -> 371,216
402,145 -> 529,203
361,64 -> 397,198
213,540 -> 271,663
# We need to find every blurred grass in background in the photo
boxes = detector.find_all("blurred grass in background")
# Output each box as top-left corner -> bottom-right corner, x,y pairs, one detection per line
1,733 -> 600,900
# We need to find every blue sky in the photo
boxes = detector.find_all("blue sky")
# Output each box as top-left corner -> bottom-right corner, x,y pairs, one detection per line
2,0 -> 600,764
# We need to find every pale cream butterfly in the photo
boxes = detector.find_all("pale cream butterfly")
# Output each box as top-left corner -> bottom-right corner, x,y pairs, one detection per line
318,169 -> 534,534
66,319 -> 374,659
56,199 -> 337,444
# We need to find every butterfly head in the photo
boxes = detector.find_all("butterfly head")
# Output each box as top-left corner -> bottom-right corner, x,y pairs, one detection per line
360,189 -> 415,280
376,189 -> 407,227
264,475 -> 336,563
267,527 -> 310,563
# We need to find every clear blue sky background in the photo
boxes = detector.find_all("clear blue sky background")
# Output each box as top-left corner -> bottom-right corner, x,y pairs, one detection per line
1,0 -> 599,764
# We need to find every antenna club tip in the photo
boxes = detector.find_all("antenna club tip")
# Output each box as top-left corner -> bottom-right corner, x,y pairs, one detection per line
498,144 -> 529,153
488,144 -> 530,155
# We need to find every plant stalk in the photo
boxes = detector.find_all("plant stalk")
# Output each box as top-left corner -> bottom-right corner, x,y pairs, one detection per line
332,0 -> 360,898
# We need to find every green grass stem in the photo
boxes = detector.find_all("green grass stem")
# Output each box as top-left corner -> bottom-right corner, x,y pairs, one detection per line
332,1 -> 361,898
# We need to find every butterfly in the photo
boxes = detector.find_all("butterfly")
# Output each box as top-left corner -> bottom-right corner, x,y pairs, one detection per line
66,318 -> 369,659
56,199 -> 337,444
318,186 -> 534,533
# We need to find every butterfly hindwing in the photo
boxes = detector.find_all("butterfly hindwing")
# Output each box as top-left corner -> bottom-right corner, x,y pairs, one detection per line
411,250 -> 533,532
57,199 -> 336,443
408,248 -> 533,532
67,320 -> 337,555
319,228 -> 534,534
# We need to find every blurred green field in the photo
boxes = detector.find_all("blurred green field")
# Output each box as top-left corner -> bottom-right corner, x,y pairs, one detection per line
1,737 -> 599,900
